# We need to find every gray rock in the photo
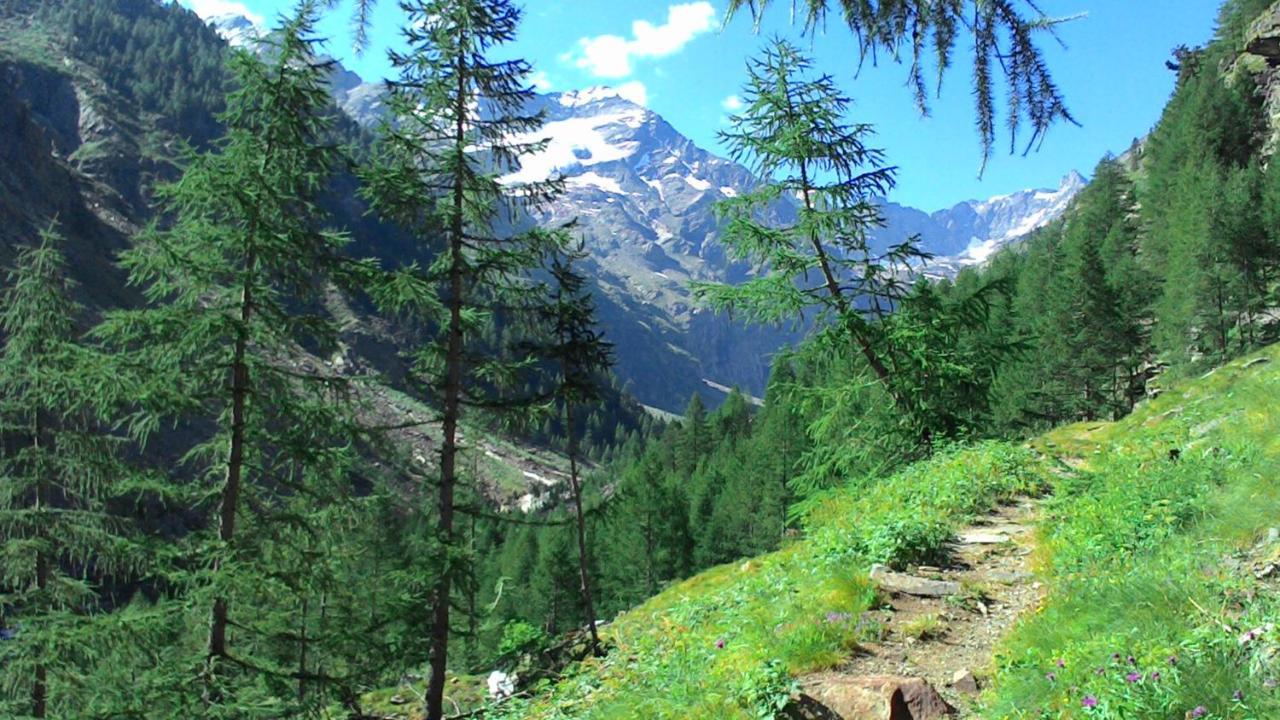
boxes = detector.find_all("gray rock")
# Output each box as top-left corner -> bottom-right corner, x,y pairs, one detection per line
986,570 -> 1033,584
870,565 -> 961,597
958,531 -> 1012,545
951,668 -> 979,694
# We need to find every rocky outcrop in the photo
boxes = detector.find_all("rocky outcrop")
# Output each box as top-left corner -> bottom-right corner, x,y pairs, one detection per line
1239,2 -> 1280,156
1247,4 -> 1280,63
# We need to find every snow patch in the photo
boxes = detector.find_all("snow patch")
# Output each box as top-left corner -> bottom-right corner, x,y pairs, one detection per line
499,113 -> 642,184
567,172 -> 624,195
719,186 -> 738,198
685,176 -> 711,192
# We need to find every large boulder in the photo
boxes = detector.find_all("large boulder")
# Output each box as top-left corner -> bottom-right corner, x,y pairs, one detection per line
793,675 -> 956,720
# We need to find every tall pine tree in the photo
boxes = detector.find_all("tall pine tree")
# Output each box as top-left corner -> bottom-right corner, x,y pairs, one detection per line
360,1 -> 562,716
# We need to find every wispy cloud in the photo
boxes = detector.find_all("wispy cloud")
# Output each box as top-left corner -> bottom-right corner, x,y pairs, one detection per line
530,71 -> 554,91
721,94 -> 743,111
616,81 -> 648,107
569,2 -> 717,79
183,0 -> 264,25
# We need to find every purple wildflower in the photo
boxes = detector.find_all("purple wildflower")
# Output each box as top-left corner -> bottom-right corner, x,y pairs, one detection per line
1150,671 -> 1161,682
1168,655 -> 1178,666
1095,667 -> 1106,676
1233,689 -> 1244,702
1127,655 -> 1137,666
1125,672 -> 1141,683
1189,707 -> 1208,718
1057,658 -> 1066,668
1046,672 -> 1057,682
1082,695 -> 1098,709
1112,652 -> 1122,663
715,638 -> 725,649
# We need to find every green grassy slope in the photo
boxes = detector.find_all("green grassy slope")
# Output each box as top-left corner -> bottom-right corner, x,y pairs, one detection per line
475,344 -> 1280,719
483,444 -> 1046,719
987,345 -> 1280,718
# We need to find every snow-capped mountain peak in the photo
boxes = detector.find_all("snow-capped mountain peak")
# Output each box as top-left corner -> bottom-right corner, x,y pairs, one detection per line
951,170 -> 1087,263
207,13 -> 262,48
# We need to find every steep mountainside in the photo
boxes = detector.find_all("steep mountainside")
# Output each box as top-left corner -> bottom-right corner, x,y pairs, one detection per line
0,1 -> 594,507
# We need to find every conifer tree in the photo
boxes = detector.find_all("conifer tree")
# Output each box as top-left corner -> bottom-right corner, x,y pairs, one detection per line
359,1 -> 561,716
94,5 -> 389,714
0,227 -> 142,719
695,39 -> 972,467
533,241 -> 612,655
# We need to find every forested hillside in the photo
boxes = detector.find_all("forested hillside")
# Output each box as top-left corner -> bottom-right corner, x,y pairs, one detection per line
1,0 -> 1279,719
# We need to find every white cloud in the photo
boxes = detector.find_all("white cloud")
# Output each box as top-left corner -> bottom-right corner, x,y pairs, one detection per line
183,0 -> 264,25
721,94 -> 743,111
616,81 -> 648,107
571,2 -> 717,79
530,71 -> 554,91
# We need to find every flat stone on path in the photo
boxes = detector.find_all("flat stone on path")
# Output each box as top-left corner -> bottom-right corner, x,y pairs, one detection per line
958,531 -> 1012,545
984,570 -> 1033,584
870,564 -> 961,597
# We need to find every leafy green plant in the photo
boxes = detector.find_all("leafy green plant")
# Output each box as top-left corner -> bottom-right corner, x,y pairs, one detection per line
733,659 -> 798,720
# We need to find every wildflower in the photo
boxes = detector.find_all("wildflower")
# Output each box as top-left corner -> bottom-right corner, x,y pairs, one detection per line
1112,652 -> 1122,663
1095,667 -> 1106,676
1168,655 -> 1178,666
1127,655 -> 1137,666
715,638 -> 725,649
1082,695 -> 1098,709
1232,689 -> 1244,702
1046,672 -> 1057,682
1189,706 -> 1207,718
1150,671 -> 1161,681
1126,672 -> 1141,683
1057,658 -> 1066,668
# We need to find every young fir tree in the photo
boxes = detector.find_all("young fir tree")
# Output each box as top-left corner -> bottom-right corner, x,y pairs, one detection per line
0,227 -> 143,719
359,2 -> 561,717
95,5 -> 391,715
694,39 -> 952,480
534,241 -> 613,655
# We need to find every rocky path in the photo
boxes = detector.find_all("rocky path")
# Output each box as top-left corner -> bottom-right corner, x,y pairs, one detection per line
795,499 -> 1043,718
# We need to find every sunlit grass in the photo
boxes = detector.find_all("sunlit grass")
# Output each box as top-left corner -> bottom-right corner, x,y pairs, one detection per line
986,345 -> 1280,719
491,442 -> 1046,719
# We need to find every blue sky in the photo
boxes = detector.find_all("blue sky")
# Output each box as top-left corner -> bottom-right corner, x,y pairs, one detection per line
182,0 -> 1221,212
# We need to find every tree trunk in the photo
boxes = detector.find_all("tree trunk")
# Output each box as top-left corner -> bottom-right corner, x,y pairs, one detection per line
33,414 -> 48,719
565,398 -> 600,655
425,51 -> 468,720
208,247 -> 255,682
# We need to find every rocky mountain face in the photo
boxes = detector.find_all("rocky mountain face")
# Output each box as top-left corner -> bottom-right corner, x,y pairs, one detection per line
211,13 -> 1084,410
888,171 -> 1088,277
